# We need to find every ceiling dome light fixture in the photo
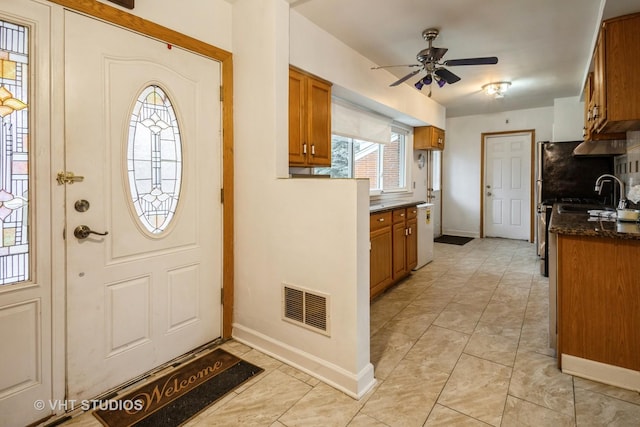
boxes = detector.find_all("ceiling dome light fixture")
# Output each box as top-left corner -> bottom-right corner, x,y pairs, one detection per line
482,81 -> 511,98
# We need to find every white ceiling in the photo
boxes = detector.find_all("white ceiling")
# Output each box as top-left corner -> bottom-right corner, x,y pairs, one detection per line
290,0 -> 640,118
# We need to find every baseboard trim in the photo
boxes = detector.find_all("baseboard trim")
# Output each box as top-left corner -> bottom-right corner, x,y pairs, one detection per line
232,323 -> 376,400
562,354 -> 640,392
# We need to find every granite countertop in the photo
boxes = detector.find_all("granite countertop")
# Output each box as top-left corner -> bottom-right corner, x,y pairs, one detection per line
369,200 -> 427,213
549,205 -> 640,240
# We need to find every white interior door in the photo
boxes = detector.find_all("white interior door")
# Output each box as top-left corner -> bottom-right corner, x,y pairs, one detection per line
0,2 -> 55,426
484,132 -> 532,240
64,11 -> 222,400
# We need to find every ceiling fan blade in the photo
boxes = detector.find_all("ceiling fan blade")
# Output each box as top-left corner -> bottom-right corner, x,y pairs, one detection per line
389,69 -> 421,87
434,68 -> 461,84
444,57 -> 498,66
371,63 -> 421,70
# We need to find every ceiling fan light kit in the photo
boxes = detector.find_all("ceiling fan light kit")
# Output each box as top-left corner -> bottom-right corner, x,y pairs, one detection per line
482,81 -> 511,98
372,28 -> 498,94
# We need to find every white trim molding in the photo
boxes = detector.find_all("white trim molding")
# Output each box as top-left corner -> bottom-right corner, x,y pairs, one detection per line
233,323 -> 377,400
562,354 -> 640,393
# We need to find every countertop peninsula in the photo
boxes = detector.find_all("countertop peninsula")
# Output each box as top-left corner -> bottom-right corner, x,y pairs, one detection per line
369,200 -> 426,213
549,204 -> 640,240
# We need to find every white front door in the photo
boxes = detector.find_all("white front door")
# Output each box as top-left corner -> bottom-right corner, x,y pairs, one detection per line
484,132 -> 532,240
64,11 -> 222,400
0,1 -> 55,425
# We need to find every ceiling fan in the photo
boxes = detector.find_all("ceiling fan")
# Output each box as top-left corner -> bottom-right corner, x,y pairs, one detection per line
372,28 -> 498,96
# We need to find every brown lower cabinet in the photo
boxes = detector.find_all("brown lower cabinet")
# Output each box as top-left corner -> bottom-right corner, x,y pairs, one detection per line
370,211 -> 392,299
557,234 -> 640,371
370,206 -> 418,300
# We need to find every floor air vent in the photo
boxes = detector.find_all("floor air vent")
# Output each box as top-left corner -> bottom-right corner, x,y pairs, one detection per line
282,284 -> 330,336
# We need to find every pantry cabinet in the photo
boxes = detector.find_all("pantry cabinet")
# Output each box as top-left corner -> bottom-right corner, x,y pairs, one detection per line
585,12 -> 640,137
414,126 -> 445,150
289,67 -> 332,167
369,205 -> 418,300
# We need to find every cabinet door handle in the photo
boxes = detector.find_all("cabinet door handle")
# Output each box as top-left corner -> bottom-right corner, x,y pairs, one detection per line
311,144 -> 316,155
303,143 -> 307,155
405,228 -> 409,236
408,227 -> 412,235
400,213 -> 405,217
378,218 -> 384,222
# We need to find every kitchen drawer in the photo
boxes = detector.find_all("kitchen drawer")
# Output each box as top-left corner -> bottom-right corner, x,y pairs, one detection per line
392,208 -> 407,223
406,206 -> 418,219
370,211 -> 392,231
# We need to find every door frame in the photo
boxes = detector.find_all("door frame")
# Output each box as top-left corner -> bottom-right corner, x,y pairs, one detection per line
480,129 -> 535,241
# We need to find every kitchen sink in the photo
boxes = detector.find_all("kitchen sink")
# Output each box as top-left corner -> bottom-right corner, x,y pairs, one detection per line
556,203 -> 615,214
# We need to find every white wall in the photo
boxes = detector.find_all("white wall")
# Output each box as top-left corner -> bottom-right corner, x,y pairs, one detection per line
96,0 -> 232,51
553,96 -> 585,141
444,107 -> 554,237
231,0 -> 374,398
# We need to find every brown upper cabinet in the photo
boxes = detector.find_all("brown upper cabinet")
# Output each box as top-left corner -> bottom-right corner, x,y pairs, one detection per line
583,72 -> 596,140
585,12 -> 640,137
414,126 -> 445,150
289,66 -> 332,167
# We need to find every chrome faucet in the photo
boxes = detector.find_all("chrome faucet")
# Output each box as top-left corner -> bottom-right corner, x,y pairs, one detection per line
595,174 -> 627,209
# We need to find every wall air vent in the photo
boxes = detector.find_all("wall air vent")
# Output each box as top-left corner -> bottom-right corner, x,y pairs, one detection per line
282,284 -> 330,336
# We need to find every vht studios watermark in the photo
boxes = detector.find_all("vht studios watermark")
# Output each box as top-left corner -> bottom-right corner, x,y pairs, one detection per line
34,399 -> 144,412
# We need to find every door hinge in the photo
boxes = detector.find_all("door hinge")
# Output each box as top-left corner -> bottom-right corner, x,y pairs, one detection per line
220,188 -> 224,203
220,85 -> 223,102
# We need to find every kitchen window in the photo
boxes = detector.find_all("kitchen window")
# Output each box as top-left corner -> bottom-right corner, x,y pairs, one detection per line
320,99 -> 411,193
315,129 -> 409,193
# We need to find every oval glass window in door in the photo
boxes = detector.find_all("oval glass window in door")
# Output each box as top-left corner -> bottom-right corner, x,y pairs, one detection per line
127,85 -> 182,234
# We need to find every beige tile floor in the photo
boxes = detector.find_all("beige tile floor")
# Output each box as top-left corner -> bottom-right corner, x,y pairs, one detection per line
60,238 -> 640,427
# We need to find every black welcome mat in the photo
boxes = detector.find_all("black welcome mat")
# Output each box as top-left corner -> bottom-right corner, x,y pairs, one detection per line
434,235 -> 474,245
93,348 -> 263,427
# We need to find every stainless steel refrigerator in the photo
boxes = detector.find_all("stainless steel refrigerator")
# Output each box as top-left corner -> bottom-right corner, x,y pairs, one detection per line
535,140 -> 614,276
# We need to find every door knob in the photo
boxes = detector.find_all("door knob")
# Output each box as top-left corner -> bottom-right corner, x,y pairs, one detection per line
74,225 -> 109,239
56,171 -> 84,185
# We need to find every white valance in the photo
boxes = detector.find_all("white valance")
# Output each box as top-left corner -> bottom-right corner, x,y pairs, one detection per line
332,100 -> 392,144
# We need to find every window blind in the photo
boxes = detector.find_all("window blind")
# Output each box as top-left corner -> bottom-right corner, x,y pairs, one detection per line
331,99 -> 392,145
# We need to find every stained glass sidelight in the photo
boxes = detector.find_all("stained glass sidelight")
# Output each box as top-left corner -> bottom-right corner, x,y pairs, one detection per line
127,85 -> 182,234
0,20 -> 29,286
